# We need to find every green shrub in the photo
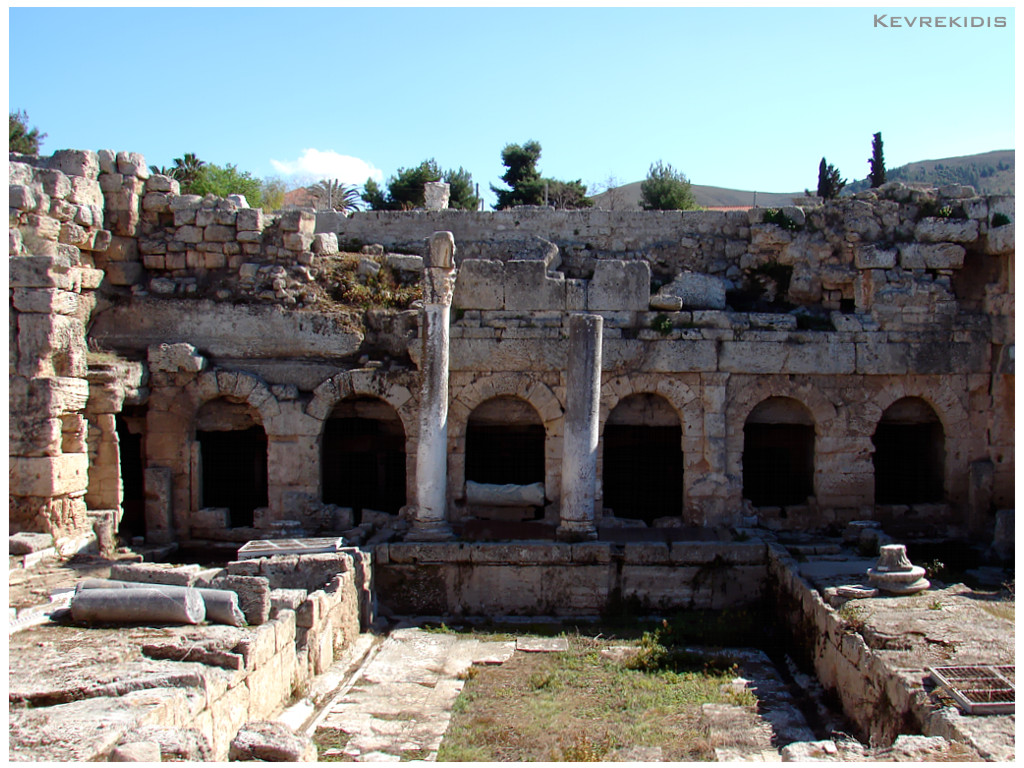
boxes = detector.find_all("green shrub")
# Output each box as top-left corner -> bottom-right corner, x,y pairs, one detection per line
762,208 -> 798,230
992,212 -> 1012,227
650,314 -> 673,336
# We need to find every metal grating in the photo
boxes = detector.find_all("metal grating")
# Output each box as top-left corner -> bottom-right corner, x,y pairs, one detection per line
929,665 -> 1015,715
237,537 -> 344,561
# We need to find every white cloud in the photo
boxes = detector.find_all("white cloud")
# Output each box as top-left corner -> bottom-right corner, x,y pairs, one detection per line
270,149 -> 384,186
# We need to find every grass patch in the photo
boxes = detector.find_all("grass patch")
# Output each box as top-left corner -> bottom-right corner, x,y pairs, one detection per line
438,631 -> 753,762
313,729 -> 352,762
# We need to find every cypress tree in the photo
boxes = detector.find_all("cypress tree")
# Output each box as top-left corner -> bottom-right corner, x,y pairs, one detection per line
869,132 -> 886,188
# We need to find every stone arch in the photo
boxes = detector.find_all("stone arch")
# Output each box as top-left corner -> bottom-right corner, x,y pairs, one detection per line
321,395 -> 408,519
309,370 -> 419,508
597,375 -> 699,520
179,370 -> 281,434
872,396 -> 946,505
601,392 -> 684,523
448,374 -> 563,509
741,396 -> 817,507
194,395 -> 268,527
857,380 -> 968,437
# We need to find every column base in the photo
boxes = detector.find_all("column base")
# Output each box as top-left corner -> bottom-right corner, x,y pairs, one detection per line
405,518 -> 455,542
555,523 -> 598,542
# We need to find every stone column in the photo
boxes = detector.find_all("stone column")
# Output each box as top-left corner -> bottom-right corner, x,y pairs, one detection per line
558,313 -> 602,541
408,232 -> 457,541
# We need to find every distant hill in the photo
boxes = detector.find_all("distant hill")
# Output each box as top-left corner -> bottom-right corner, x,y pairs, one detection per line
590,181 -> 800,211
590,149 -> 1014,211
844,149 -> 1014,196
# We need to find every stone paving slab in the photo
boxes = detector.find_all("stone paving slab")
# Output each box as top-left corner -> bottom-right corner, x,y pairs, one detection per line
313,628 -> 515,761
516,636 -> 569,652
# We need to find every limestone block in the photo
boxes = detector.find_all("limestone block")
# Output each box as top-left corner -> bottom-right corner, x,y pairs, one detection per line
283,232 -> 313,251
104,262 -> 144,286
280,209 -> 315,234
68,176 -> 104,207
853,244 -> 896,269
9,416 -> 62,457
312,232 -> 338,255
986,223 -> 1014,255
655,270 -> 726,310
386,253 -> 422,272
12,376 -> 90,418
10,183 -> 35,210
237,230 -> 262,244
58,222 -> 90,248
914,217 -> 979,243
36,169 -> 72,199
453,259 -> 504,310
84,230 -> 112,253
589,259 -> 650,310
145,174 -> 179,194
147,342 -> 206,373
142,192 -> 173,212
116,151 -> 149,179
9,453 -> 90,496
424,181 -> 451,210
503,260 -> 566,311
11,288 -> 80,316
719,340 -> 855,374
17,313 -> 87,378
9,255 -> 74,289
176,225 -> 203,244
212,575 -> 271,625
205,225 -> 235,243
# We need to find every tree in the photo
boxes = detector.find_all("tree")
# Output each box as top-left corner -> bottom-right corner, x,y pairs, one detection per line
260,176 -> 288,210
190,163 -> 263,207
362,159 -> 480,211
169,152 -> 207,192
444,166 -> 482,211
491,140 -> 544,208
308,178 -> 362,213
869,132 -> 886,188
361,177 -> 389,211
816,157 -> 846,199
545,178 -> 593,209
640,161 -> 697,211
10,110 -> 45,154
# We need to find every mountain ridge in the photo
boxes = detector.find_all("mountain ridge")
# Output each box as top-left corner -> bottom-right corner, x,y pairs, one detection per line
590,149 -> 1014,210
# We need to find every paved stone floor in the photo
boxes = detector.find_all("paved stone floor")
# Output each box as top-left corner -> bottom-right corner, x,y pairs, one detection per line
310,626 -> 515,761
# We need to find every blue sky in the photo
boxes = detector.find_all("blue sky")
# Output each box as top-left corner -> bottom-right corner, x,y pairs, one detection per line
9,5 -> 1016,205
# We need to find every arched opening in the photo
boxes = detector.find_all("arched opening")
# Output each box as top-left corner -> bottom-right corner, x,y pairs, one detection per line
322,397 -> 406,521
195,398 -> 268,528
743,397 -> 815,507
115,407 -> 146,540
602,393 -> 683,523
873,397 -> 945,504
466,396 -> 545,487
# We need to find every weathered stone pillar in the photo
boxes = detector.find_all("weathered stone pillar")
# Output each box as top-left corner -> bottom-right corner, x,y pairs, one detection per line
558,313 -> 602,541
408,232 -> 457,541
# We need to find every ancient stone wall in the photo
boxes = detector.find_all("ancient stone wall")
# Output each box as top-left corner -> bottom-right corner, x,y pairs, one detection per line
8,147 -> 1015,550
374,540 -> 768,616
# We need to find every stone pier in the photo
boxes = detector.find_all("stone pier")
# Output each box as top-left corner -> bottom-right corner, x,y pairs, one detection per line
408,232 -> 457,541
557,313 -> 602,541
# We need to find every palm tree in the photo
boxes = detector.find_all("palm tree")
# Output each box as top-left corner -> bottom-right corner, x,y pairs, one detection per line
171,153 -> 206,192
308,178 -> 362,213
148,164 -> 176,177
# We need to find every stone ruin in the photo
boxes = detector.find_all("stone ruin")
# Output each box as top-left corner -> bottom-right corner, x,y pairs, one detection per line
7,147 -> 1015,761
9,147 -> 1013,557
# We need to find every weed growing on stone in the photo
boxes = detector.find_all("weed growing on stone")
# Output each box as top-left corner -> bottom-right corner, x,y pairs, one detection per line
650,313 -> 674,336
762,208 -> 799,231
991,212 -> 1011,227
